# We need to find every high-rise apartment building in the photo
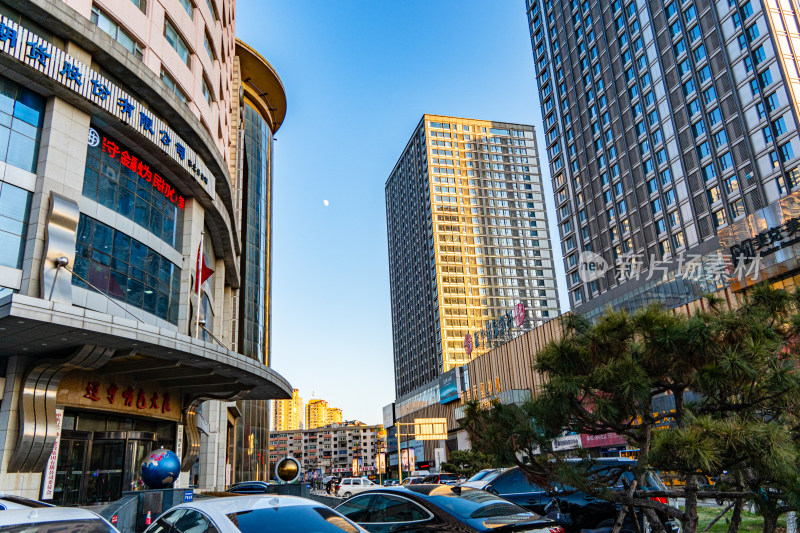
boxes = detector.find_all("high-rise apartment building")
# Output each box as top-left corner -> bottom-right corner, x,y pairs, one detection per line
527,0 -> 800,316
306,399 -> 329,429
326,407 -> 344,425
386,114 -> 559,398
273,389 -> 304,431
269,421 -> 386,476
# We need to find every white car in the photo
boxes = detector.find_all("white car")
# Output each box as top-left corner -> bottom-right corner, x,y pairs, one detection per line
144,494 -> 368,533
336,477 -> 377,498
0,507 -> 118,532
0,493 -> 54,510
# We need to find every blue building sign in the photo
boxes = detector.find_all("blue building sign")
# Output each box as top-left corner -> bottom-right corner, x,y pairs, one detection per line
0,15 -> 215,198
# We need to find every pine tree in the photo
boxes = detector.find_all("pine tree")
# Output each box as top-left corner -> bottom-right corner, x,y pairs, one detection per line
462,285 -> 800,533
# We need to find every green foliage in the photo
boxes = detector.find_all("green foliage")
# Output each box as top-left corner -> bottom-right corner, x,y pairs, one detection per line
439,449 -> 494,478
460,284 -> 800,533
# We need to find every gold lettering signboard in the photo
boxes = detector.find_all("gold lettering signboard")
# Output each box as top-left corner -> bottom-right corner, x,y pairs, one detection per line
57,372 -> 182,421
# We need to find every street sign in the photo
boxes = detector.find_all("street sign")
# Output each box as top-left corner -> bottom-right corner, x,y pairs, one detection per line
414,418 -> 447,440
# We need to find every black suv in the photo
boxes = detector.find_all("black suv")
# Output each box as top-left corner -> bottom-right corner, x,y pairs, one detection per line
480,458 -> 678,533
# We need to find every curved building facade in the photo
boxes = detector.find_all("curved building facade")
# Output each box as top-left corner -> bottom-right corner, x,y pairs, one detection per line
0,0 -> 289,502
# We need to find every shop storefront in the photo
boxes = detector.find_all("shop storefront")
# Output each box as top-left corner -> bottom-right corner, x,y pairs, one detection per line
47,373 -> 182,506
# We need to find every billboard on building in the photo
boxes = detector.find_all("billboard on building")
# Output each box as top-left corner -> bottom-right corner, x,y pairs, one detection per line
382,403 -> 395,429
439,369 -> 459,404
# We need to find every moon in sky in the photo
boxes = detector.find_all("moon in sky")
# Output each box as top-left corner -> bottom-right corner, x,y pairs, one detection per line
323,200 -> 330,207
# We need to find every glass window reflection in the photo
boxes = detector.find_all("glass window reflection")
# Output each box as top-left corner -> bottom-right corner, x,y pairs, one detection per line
73,215 -> 181,324
83,130 -> 184,250
0,182 -> 31,269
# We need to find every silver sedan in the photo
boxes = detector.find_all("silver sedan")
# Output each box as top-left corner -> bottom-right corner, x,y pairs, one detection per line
144,494 -> 369,533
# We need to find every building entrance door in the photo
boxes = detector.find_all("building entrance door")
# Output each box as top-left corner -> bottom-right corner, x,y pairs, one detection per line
52,431 -> 90,506
53,430 -> 156,506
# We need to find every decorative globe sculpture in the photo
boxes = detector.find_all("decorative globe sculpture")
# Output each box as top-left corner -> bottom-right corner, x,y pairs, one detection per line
275,457 -> 301,484
141,448 -> 181,489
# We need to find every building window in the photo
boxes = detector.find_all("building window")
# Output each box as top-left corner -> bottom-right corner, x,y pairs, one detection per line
73,215 -> 182,324
671,231 -> 685,250
729,199 -> 745,219
161,69 -> 188,103
204,0 -> 218,20
91,6 -> 143,59
707,186 -> 722,204
130,0 -> 146,13
82,131 -> 184,249
0,78 -> 42,175
178,0 -> 193,17
0,182 -> 31,269
780,142 -> 795,163
712,209 -> 726,229
164,18 -> 191,67
203,31 -> 215,61
774,117 -> 788,136
202,77 -> 213,106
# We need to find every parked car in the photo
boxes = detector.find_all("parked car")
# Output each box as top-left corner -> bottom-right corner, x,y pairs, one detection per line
422,472 -> 460,485
478,459 -> 679,533
0,493 -> 54,510
226,481 -> 274,494
144,494 -> 368,533
381,479 -> 399,486
335,484 -> 563,533
0,507 -> 118,532
459,468 -> 506,489
337,477 -> 378,498
400,476 -> 425,486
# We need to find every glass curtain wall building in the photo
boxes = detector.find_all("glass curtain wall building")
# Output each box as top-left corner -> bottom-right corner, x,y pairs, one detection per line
386,114 -> 559,398
526,0 -> 800,316
232,40 -> 284,482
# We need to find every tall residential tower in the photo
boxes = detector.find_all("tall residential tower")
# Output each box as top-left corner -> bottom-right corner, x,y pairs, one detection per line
273,388 -> 304,431
527,0 -> 800,316
386,115 -> 559,398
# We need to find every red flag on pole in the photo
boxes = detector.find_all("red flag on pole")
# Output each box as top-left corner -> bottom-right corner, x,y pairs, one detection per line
195,242 -> 214,292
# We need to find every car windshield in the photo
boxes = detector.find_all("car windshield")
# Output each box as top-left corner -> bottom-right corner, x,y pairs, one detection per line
4,519 -> 115,533
425,486 -> 535,520
227,506 -> 361,533
467,470 -> 493,482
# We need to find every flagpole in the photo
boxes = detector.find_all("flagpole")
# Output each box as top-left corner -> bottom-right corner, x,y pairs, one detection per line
195,230 -> 204,339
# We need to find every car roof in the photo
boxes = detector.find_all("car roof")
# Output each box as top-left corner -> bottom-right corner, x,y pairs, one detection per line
563,457 -> 637,465
358,485 -> 479,497
0,507 -> 107,526
168,495 -> 324,515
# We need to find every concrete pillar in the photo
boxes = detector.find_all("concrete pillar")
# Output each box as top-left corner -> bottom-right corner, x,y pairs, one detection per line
179,199 -> 205,336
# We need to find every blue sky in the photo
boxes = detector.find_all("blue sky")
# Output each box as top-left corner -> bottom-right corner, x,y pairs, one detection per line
236,0 -> 566,425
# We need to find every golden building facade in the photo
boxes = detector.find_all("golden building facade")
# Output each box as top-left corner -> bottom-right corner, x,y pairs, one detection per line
386,115 -> 559,397
305,399 -> 328,430
273,388 -> 304,431
326,407 -> 343,426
